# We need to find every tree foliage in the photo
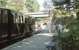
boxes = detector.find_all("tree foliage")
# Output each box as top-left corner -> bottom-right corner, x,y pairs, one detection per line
6,0 -> 24,12
51,0 -> 79,50
25,0 -> 39,12
0,0 -> 24,12
0,0 -> 39,12
0,0 -> 8,8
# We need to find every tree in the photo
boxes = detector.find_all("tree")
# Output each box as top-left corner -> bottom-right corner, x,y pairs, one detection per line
6,0 -> 24,12
0,0 -> 8,8
25,0 -> 39,12
51,0 -> 79,50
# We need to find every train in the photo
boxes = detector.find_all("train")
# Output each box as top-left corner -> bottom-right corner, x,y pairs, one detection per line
0,8 -> 35,48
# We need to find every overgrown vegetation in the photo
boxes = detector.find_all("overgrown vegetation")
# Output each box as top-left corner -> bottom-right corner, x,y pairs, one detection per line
0,0 -> 39,12
25,0 -> 39,12
51,0 -> 79,50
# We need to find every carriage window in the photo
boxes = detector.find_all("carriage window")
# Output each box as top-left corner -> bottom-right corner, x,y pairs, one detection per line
22,16 -> 24,23
14,13 -> 18,23
16,16 -> 21,23
14,14 -> 17,23
0,10 -> 1,14
21,16 -> 23,23
18,15 -> 22,23
16,15 -> 19,23
19,16 -> 23,23
0,9 -> 2,23
12,12 -> 16,23
2,10 -> 8,23
15,14 -> 23,23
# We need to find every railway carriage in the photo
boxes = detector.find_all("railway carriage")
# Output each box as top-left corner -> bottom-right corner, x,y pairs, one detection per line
0,8 -> 35,48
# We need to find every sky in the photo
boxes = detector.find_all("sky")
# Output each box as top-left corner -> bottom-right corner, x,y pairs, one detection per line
37,0 -> 53,11
37,0 -> 45,11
